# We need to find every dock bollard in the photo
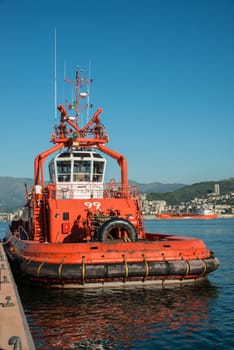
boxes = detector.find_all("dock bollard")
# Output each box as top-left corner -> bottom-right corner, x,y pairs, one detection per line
1,295 -> 15,307
8,336 -> 22,350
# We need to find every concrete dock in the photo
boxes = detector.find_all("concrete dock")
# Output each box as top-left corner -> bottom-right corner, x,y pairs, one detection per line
0,243 -> 36,350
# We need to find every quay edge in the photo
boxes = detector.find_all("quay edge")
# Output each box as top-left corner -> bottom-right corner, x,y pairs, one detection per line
0,243 -> 36,350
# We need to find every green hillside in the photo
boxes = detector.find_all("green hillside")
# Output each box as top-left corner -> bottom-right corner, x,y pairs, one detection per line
0,177 -> 33,212
147,178 -> 234,205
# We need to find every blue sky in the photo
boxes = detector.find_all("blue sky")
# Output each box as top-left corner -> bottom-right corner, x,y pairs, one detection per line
0,0 -> 233,185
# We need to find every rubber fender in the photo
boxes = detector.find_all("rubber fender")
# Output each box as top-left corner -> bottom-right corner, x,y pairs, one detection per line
98,218 -> 137,242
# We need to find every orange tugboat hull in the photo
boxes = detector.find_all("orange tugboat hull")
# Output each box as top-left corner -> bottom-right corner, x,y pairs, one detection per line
4,66 -> 219,288
5,230 -> 219,287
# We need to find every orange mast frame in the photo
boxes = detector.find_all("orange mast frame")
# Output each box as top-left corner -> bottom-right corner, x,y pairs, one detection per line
34,67 -> 129,191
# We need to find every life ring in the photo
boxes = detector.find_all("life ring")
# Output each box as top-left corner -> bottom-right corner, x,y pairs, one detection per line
98,218 -> 137,242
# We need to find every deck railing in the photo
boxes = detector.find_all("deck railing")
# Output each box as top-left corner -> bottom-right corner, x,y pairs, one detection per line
46,183 -> 139,200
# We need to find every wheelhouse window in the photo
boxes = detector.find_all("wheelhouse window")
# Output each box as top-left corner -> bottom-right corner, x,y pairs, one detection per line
49,161 -> 56,182
58,152 -> 70,158
73,160 -> 91,182
73,152 -> 91,158
93,161 -> 104,182
57,160 -> 71,182
50,151 -> 106,186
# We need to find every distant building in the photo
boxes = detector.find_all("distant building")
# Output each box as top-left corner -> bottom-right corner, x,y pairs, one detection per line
214,183 -> 220,195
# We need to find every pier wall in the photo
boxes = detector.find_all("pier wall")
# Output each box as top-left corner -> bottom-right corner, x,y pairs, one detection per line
0,244 -> 35,350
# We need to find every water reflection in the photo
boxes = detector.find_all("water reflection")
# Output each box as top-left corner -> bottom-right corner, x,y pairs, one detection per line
19,281 -> 219,350
146,218 -> 234,237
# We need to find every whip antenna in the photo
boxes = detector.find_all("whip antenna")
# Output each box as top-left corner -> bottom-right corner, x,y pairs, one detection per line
54,27 -> 57,120
87,59 -> 92,123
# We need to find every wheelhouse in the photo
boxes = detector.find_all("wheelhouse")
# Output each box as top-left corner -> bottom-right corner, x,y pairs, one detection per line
48,150 -> 106,199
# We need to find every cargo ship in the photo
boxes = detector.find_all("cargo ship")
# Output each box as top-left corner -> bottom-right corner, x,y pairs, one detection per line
156,209 -> 217,220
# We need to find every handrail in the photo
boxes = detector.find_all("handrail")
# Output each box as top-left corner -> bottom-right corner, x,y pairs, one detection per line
47,182 -> 139,200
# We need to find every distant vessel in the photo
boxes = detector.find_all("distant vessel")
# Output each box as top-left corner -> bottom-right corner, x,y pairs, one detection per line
4,67 -> 219,288
156,209 -> 217,220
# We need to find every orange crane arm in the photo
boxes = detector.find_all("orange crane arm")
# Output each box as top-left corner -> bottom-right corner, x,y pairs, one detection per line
34,143 -> 64,187
97,144 -> 128,187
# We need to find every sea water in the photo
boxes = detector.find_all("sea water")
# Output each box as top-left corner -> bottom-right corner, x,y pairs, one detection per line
0,219 -> 234,350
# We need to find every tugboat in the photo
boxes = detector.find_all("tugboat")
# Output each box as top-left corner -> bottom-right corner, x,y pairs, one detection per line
4,67 -> 219,287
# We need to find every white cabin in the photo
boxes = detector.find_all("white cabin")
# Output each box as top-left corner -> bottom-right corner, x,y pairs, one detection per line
49,150 -> 106,199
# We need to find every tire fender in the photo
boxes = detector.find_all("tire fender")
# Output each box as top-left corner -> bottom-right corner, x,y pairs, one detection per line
98,218 -> 137,242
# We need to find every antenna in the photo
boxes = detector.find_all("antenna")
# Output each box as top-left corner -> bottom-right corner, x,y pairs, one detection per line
54,27 -> 57,120
64,61 -> 66,80
87,59 -> 91,123
64,66 -> 92,128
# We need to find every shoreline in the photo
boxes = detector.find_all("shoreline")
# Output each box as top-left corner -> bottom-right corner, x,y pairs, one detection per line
1,214 -> 234,224
143,214 -> 234,220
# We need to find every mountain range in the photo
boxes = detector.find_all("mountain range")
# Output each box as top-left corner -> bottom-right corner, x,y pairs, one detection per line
1,176 -> 234,213
0,176 -> 34,212
129,180 -> 185,193
0,176 -> 184,212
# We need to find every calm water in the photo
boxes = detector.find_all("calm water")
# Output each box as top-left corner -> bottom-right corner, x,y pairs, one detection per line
1,219 -> 234,350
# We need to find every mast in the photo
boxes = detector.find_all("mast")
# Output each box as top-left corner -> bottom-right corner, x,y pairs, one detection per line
75,67 -> 79,124
64,66 -> 92,128
87,59 -> 91,123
